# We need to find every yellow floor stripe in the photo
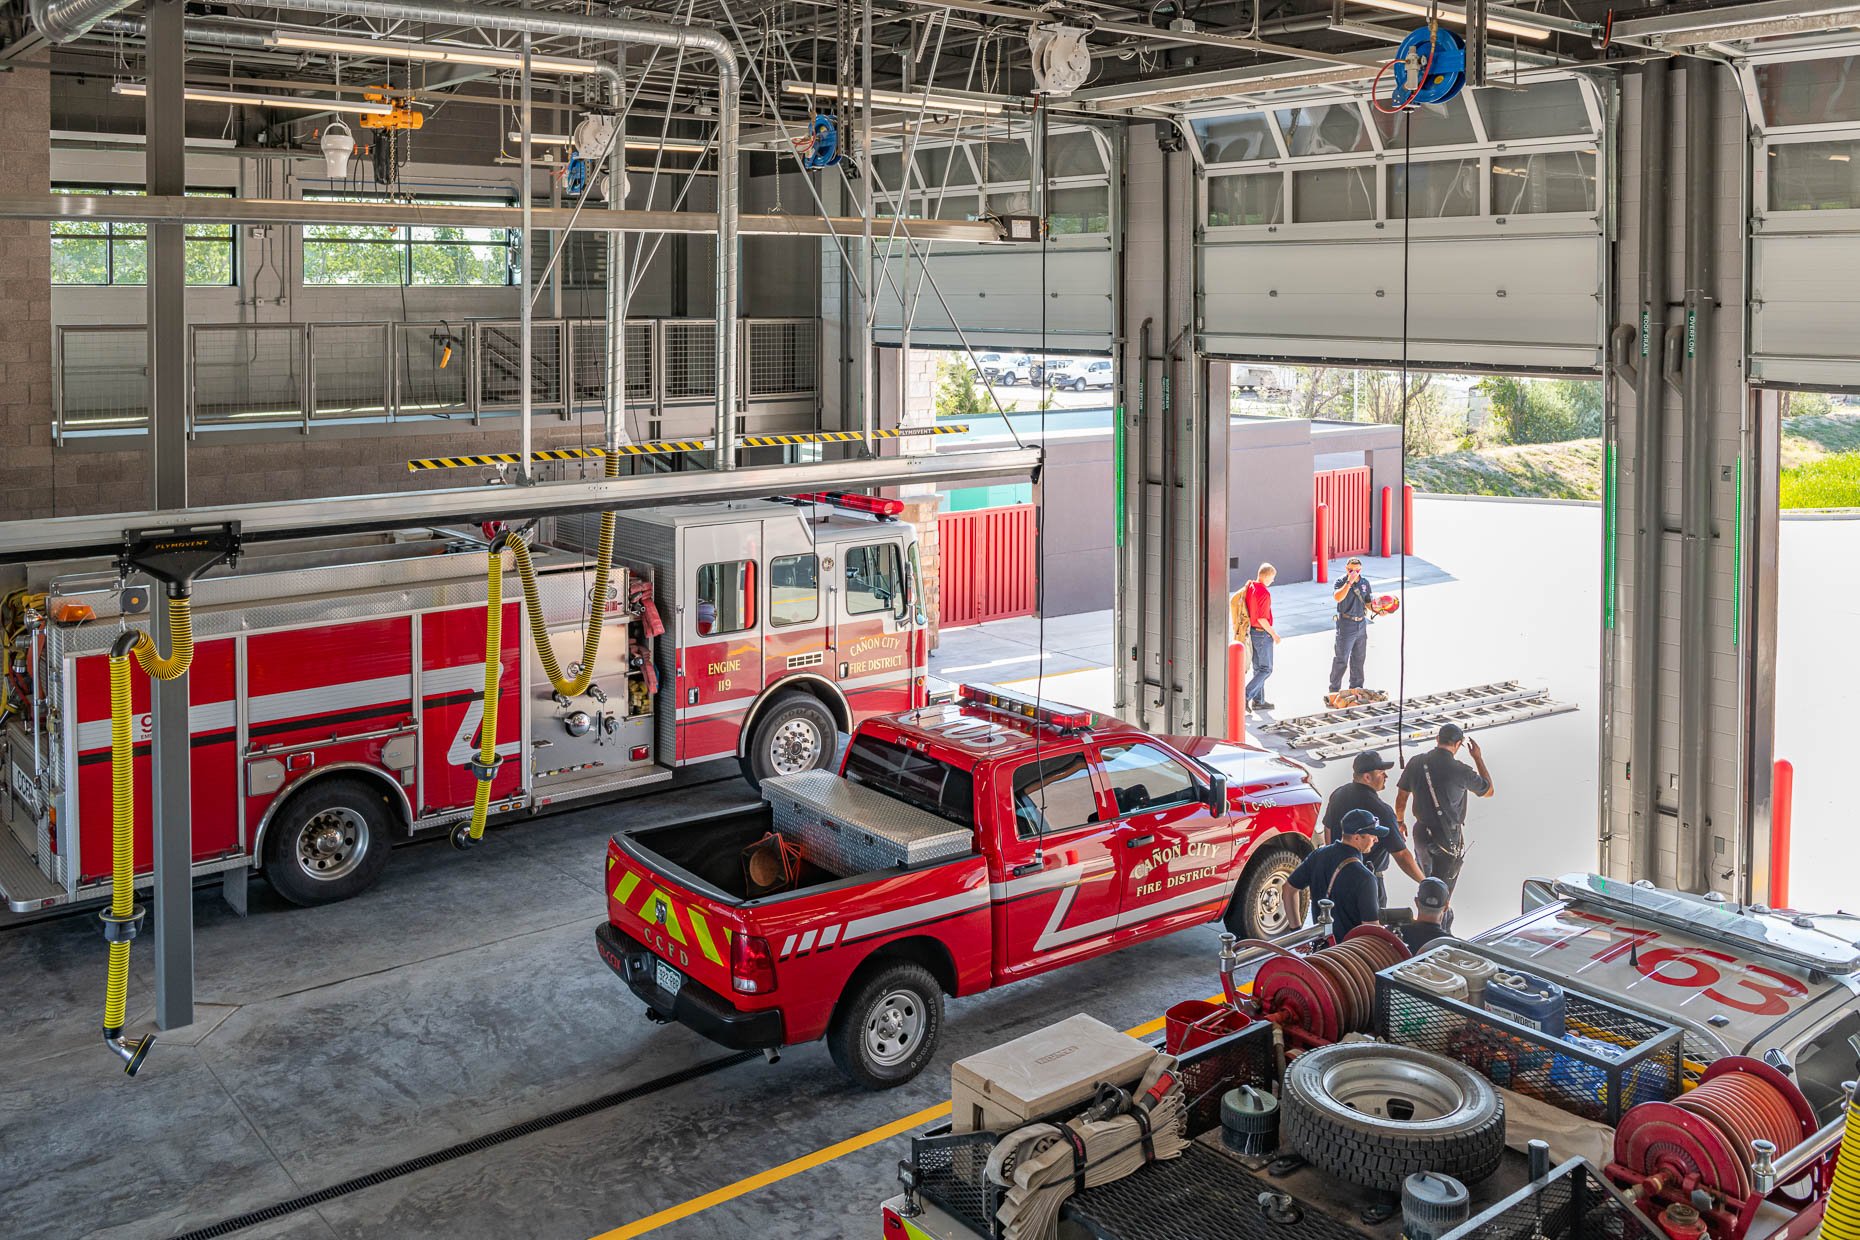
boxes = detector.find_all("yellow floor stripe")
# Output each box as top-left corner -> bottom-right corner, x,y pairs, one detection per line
588,990 -> 1233,1239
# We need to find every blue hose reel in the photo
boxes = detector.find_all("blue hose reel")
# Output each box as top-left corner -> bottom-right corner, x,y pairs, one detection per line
1392,26 -> 1466,106
803,114 -> 840,169
564,154 -> 592,197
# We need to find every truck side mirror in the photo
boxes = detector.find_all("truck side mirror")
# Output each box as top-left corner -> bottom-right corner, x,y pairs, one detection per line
1206,772 -> 1229,815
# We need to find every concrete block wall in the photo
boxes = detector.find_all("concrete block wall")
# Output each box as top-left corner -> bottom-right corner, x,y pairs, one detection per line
1604,68 -> 1750,892
2,68 -> 54,521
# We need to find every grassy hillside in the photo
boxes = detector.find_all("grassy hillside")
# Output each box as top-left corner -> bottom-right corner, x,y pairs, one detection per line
1405,412 -> 1860,507
1407,439 -> 1603,500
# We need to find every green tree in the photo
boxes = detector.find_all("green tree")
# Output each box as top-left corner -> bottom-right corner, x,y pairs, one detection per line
1481,375 -> 1587,444
935,356 -> 994,419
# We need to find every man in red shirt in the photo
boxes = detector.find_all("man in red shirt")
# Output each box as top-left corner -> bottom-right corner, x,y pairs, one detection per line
1241,563 -> 1280,711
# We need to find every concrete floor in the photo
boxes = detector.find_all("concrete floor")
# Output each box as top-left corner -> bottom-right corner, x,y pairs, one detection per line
0,763 -> 1254,1240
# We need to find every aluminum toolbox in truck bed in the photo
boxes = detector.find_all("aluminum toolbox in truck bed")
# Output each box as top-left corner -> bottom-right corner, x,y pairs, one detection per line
762,770 -> 973,874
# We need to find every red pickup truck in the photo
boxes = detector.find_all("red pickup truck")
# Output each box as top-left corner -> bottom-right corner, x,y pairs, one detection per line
594,684 -> 1320,1087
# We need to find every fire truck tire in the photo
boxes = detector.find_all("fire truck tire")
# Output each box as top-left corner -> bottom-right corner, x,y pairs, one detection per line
827,960 -> 943,1090
1281,1044 -> 1505,1191
740,693 -> 838,788
261,777 -> 395,907
1225,846 -> 1307,939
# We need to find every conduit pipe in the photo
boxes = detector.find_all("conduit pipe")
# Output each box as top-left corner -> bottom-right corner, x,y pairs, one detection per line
1630,44 -> 1672,886
1679,59 -> 1717,891
37,0 -> 739,468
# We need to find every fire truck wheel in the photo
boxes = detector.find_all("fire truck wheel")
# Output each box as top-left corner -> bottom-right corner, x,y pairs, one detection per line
828,960 -> 944,1090
1225,846 -> 1307,939
740,694 -> 838,788
262,777 -> 395,907
1281,1043 -> 1505,1191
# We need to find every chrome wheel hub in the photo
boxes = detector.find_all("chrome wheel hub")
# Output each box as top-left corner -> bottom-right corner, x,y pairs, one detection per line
865,990 -> 923,1067
296,806 -> 368,881
1320,1055 -> 1464,1123
1256,871 -> 1295,935
769,718 -> 823,775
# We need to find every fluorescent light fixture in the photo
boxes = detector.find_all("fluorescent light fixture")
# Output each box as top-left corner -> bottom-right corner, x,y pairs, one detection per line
781,80 -> 1008,116
112,81 -> 395,115
266,30 -> 600,75
507,132 -> 709,153
1351,0 -> 1552,41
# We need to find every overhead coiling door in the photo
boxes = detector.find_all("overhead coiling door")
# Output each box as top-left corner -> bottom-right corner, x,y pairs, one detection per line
866,128 -> 1116,352
1745,49 -> 1860,389
1194,78 -> 1609,373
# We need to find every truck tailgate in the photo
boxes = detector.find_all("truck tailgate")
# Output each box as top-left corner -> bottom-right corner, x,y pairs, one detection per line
605,837 -> 745,1003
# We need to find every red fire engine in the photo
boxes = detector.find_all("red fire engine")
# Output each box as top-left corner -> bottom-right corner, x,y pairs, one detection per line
0,496 -> 928,911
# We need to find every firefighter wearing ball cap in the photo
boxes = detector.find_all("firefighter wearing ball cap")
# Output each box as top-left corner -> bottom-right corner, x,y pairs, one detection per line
1287,807 -> 1388,941
1321,749 -> 1427,903
1399,878 -> 1455,952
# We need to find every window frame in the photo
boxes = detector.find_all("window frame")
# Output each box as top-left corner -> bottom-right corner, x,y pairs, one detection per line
301,190 -> 518,288
1094,740 -> 1205,820
51,183 -> 238,288
768,552 -> 821,628
844,541 -> 906,617
694,558 -> 758,636
1009,749 -> 1106,839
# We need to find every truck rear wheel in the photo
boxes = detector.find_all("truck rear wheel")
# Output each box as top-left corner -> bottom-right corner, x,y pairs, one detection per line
740,693 -> 837,788
1225,846 -> 1306,939
262,777 -> 395,907
828,961 -> 943,1090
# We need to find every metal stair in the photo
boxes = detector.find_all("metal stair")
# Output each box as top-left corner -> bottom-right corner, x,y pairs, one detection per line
1261,681 -> 1577,762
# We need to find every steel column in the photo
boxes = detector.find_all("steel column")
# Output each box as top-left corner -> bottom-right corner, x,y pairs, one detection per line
1678,60 -> 1717,891
145,0 -> 194,1030
1629,52 -> 1672,887
519,38 -> 534,483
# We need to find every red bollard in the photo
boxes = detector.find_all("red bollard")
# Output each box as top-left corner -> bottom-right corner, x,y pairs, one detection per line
1402,485 -> 1415,557
1315,502 -> 1330,584
1226,642 -> 1247,743
1772,758 -> 1794,908
1380,486 -> 1393,558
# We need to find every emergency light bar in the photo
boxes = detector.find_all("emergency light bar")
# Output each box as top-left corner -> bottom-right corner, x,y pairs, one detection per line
788,492 -> 906,518
957,684 -> 1094,732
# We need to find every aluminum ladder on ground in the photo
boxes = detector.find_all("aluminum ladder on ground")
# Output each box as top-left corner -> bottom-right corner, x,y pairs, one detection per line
1260,681 -> 1577,762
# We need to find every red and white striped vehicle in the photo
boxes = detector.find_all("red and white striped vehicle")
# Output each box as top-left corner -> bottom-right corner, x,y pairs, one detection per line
0,496 -> 928,911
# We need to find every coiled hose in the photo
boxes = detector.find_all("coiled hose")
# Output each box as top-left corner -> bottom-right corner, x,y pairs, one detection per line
102,594 -> 195,1075
452,540 -> 507,850
1825,1083 -> 1860,1240
507,452 -> 621,699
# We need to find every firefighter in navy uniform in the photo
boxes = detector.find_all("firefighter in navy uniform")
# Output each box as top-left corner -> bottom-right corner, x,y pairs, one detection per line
1287,808 -> 1387,941
1398,878 -> 1455,952
1321,749 -> 1427,903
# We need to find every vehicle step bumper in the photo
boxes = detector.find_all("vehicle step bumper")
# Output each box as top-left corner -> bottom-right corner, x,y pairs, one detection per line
595,921 -> 784,1052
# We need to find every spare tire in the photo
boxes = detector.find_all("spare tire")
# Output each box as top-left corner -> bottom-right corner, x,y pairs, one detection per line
1281,1044 -> 1505,1191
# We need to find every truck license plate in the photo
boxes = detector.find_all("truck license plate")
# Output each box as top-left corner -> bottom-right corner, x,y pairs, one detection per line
655,959 -> 683,997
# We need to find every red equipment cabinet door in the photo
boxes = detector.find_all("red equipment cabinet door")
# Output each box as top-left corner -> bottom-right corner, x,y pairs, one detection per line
71,638 -> 239,881
1094,740 -> 1235,937
676,521 -> 764,763
994,745 -> 1126,979
420,605 -> 523,814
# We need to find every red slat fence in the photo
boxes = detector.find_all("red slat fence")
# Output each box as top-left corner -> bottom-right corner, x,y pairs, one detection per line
1314,467 -> 1372,561
939,504 -> 1038,628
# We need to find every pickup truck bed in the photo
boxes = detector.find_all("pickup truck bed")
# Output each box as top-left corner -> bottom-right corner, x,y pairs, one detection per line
621,805 -> 851,902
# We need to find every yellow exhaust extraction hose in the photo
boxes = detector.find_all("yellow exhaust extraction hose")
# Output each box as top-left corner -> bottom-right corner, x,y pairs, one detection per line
1824,1081 -> 1860,1240
101,594 -> 194,1075
506,453 -> 621,699
452,540 -> 506,850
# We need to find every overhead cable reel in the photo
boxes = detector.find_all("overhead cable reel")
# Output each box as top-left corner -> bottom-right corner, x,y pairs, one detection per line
802,114 -> 840,169
567,113 -> 628,203
1378,25 -> 1466,112
1028,23 -> 1093,97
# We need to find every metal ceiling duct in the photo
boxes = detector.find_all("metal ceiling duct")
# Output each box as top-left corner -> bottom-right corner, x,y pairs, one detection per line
34,0 -> 742,468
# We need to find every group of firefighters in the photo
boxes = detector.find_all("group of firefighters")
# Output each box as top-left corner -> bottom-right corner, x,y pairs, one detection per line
1230,557 -> 1499,944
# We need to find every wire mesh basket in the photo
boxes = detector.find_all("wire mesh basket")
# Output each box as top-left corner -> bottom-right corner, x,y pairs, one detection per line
1376,943 -> 1683,1124
1441,1157 -> 1661,1240
904,1020 -> 1279,1237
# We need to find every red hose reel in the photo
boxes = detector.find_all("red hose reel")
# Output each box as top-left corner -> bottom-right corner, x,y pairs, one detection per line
1251,925 -> 1410,1048
1608,1056 -> 1821,1240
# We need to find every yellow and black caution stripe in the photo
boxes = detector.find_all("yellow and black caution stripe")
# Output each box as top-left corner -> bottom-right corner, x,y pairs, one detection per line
405,424 -> 970,472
